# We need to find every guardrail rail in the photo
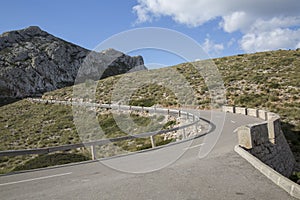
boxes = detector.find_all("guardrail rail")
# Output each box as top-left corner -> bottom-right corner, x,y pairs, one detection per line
0,98 -> 210,160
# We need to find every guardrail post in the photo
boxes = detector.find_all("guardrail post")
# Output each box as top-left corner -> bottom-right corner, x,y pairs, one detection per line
182,128 -> 186,139
150,136 -> 156,148
91,145 -> 96,160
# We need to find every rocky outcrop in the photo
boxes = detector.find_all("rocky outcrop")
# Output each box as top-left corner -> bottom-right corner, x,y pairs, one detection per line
0,26 -> 145,98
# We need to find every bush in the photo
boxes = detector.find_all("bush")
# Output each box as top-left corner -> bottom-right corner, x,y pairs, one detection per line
13,153 -> 90,171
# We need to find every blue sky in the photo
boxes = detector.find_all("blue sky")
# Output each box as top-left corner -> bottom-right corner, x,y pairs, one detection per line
1,0 -> 300,67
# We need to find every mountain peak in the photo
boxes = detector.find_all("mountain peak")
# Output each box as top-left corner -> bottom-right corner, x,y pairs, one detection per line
0,27 -> 145,98
0,26 -> 50,49
101,48 -> 121,54
19,26 -> 44,36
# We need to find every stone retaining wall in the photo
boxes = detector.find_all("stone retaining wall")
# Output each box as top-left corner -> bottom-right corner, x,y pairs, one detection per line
223,106 -> 295,177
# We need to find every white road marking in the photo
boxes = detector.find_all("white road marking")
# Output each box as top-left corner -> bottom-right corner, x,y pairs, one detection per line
0,172 -> 72,186
184,143 -> 205,150
233,128 -> 239,133
231,120 -> 236,123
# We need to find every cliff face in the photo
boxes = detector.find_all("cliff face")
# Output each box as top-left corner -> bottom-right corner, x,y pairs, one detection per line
0,26 -> 145,98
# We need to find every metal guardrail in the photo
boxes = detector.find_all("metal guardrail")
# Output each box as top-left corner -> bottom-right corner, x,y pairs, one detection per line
0,98 -> 209,159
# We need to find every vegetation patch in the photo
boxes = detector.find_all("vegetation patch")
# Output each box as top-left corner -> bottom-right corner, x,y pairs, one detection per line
1,49 -> 299,176
12,152 -> 90,172
43,49 -> 299,169
0,100 -> 178,173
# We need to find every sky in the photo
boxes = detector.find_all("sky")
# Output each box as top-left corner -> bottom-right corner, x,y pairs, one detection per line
1,0 -> 300,67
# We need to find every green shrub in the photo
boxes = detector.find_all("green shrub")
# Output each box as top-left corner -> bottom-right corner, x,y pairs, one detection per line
13,153 -> 90,171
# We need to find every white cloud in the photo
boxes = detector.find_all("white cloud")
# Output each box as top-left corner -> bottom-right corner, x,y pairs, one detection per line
133,2 -> 152,24
250,16 -> 300,33
221,11 -> 254,33
202,38 -> 224,56
240,28 -> 300,53
133,0 -> 228,26
133,0 -> 300,53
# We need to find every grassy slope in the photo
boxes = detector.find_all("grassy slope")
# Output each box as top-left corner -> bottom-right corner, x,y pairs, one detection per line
0,100 -> 176,172
0,100 -> 79,150
215,50 -> 300,162
0,100 -> 78,173
0,49 -> 299,173
43,49 -> 300,161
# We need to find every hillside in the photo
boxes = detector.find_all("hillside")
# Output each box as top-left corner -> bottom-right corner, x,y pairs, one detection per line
43,49 -> 300,161
0,99 -> 180,173
0,49 -> 299,173
0,26 -> 145,98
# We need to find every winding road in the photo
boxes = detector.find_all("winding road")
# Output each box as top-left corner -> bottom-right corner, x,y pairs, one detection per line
0,110 -> 296,199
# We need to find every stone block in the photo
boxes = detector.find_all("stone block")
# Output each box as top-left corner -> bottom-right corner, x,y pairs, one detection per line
247,108 -> 258,117
268,171 -> 280,184
222,106 -> 235,113
268,118 -> 281,144
291,184 -> 300,199
278,177 -> 292,194
235,107 -> 247,115
258,110 -> 267,120
237,126 -> 253,149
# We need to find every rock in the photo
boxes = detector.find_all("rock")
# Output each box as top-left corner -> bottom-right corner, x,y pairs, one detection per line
0,26 -> 146,98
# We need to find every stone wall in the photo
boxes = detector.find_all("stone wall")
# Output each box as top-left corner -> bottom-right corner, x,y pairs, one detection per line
223,106 -> 295,177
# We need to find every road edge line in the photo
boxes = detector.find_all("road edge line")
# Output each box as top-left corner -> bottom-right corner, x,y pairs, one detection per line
234,145 -> 300,199
0,172 -> 72,186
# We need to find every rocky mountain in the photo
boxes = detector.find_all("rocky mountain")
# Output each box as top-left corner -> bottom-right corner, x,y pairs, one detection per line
0,26 -> 145,98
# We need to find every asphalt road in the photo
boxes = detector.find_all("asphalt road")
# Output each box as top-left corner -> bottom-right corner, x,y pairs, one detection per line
0,110 -> 296,200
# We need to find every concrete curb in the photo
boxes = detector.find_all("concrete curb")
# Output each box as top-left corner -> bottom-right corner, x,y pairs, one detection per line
234,145 -> 300,199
